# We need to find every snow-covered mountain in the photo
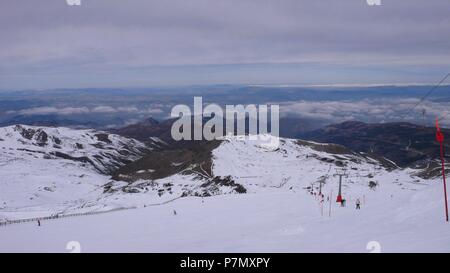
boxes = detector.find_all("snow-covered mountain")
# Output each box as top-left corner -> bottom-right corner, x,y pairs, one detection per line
1,125 -> 149,173
0,125 -> 150,220
0,125 -> 431,220
1,125 -> 449,252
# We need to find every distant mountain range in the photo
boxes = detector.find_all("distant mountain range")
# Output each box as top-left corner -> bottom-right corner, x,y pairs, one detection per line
110,118 -> 447,170
1,116 -> 448,179
298,121 -> 449,169
109,116 -> 322,147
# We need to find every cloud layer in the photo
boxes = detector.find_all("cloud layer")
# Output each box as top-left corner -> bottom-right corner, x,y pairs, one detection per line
280,98 -> 450,126
7,105 -> 163,116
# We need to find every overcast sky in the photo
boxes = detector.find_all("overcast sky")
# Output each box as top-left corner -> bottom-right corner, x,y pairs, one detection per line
1,0 -> 449,89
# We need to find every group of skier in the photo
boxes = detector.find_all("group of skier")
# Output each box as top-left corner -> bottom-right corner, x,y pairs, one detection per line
312,188 -> 362,210
340,197 -> 361,209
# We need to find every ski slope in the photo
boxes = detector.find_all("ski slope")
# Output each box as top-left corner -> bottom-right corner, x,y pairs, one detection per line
1,184 -> 449,252
1,132 -> 449,252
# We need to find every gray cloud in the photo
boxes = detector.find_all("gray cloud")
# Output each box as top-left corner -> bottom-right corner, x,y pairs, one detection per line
1,0 -> 450,89
7,106 -> 90,116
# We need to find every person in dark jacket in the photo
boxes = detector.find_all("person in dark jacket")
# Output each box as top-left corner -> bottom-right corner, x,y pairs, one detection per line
356,198 -> 361,209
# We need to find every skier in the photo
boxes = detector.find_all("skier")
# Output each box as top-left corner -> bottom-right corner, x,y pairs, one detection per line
173,210 -> 177,215
340,199 -> 346,207
356,198 -> 361,210
37,220 -> 41,227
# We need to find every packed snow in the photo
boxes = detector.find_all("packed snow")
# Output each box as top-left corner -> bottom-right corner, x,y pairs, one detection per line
1,185 -> 449,252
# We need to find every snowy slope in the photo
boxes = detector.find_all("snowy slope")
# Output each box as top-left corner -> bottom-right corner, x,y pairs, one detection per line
2,131 -> 449,252
0,125 -> 149,220
212,135 -> 428,195
1,185 -> 449,253
0,131 -> 433,220
0,125 -> 148,173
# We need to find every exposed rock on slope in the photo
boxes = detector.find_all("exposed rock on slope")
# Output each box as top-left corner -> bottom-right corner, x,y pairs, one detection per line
1,125 -> 149,174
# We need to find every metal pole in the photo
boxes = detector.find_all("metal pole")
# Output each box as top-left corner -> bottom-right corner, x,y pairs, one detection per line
321,199 -> 324,217
439,142 -> 449,222
329,190 -> 332,217
436,118 -> 448,222
338,176 -> 342,198
334,170 -> 347,203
